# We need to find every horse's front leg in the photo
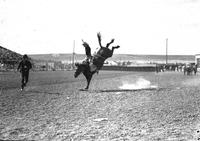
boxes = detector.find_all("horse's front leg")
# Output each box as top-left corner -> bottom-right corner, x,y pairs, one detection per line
85,74 -> 93,90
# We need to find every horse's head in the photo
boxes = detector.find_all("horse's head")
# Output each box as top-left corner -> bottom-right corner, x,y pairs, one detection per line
74,63 -> 84,78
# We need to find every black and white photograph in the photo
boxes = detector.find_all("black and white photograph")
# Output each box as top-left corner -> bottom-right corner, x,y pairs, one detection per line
1,0 -> 200,140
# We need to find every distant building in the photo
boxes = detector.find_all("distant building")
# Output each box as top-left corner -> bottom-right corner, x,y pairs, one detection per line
104,61 -> 118,66
33,61 -> 67,71
195,54 -> 200,71
34,62 -> 47,71
47,62 -> 55,70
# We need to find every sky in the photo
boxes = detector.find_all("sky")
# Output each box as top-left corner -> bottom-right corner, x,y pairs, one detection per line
0,0 -> 200,55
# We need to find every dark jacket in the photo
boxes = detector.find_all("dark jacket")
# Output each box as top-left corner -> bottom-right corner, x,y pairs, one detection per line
18,60 -> 32,72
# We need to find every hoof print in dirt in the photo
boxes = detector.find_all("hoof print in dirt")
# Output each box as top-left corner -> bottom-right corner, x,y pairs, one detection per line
79,88 -> 88,91
196,130 -> 200,140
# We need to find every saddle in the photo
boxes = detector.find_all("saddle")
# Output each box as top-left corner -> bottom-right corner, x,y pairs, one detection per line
83,54 -> 106,73
89,63 -> 97,72
82,43 -> 114,73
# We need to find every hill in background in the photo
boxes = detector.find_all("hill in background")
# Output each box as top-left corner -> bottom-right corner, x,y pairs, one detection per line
0,46 -> 22,64
29,53 -> 195,64
0,45 -> 195,65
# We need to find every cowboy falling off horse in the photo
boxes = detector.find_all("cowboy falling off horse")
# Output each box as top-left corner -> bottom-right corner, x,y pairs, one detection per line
74,32 -> 120,90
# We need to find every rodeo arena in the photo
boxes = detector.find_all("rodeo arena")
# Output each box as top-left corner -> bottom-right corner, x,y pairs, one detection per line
2,34 -> 200,141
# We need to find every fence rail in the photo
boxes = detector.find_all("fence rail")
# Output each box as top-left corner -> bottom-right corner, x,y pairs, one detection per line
102,65 -> 156,72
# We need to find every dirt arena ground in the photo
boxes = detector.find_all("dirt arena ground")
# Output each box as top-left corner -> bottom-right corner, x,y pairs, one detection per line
1,70 -> 200,141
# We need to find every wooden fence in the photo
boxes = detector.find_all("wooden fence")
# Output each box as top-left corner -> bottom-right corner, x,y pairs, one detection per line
102,65 -> 156,72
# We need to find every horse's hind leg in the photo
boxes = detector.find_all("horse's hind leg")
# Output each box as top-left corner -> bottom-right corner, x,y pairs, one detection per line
110,45 -> 120,56
111,45 -> 120,52
106,39 -> 115,48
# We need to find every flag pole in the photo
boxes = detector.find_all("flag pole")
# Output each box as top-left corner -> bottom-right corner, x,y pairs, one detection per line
166,38 -> 168,64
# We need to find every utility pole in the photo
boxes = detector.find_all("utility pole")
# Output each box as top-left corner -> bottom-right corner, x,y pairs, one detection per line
72,40 -> 75,69
166,38 -> 168,64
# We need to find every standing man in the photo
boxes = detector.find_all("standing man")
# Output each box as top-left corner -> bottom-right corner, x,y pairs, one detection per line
17,54 -> 32,91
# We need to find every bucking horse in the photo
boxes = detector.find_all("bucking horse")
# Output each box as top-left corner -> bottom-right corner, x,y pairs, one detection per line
74,32 -> 120,90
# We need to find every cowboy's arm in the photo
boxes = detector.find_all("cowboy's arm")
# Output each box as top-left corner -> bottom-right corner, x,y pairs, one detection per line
82,40 -> 92,57
17,61 -> 22,71
82,40 -> 90,49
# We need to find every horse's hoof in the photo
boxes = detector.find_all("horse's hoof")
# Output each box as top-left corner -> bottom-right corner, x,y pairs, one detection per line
115,45 -> 120,49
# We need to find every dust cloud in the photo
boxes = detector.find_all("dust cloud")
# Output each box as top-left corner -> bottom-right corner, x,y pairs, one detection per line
119,78 -> 157,90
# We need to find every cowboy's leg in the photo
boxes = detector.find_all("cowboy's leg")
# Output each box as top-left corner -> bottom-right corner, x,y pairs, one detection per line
82,57 -> 91,65
21,72 -> 25,89
25,71 -> 29,84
